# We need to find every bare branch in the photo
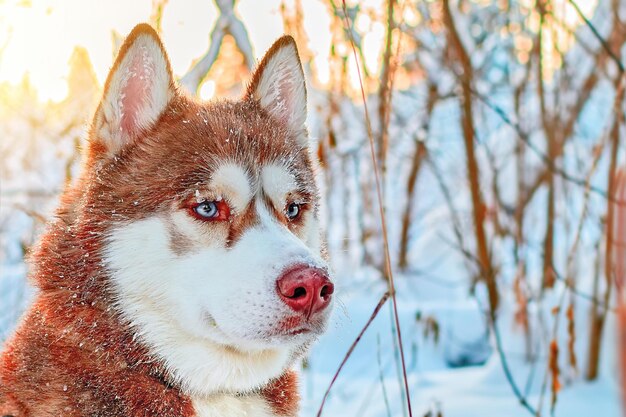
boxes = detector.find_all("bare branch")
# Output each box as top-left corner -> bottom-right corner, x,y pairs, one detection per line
180,0 -> 254,94
567,0 -> 625,73
338,1 -> 413,415
442,0 -> 499,310
316,292 -> 390,417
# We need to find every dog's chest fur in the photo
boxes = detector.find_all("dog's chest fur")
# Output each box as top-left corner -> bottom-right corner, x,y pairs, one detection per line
192,394 -> 274,417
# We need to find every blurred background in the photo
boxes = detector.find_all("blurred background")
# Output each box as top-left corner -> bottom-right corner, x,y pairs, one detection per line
1,0 -> 625,416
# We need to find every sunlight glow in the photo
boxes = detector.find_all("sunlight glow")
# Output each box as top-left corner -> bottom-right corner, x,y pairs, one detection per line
0,0 -> 598,103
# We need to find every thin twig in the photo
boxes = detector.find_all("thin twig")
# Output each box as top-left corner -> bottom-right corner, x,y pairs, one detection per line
490,313 -> 540,416
425,155 -> 469,262
377,333 -> 393,417
471,88 -> 612,200
338,2 -> 414,416
567,0 -> 624,73
552,267 -> 618,313
469,292 -> 539,416
316,292 -> 390,417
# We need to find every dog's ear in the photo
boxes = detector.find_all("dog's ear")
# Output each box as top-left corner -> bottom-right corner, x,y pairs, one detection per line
246,36 -> 307,137
91,23 -> 174,156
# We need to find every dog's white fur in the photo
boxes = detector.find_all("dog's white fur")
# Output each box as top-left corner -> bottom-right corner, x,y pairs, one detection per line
210,163 -> 253,213
261,164 -> 298,209
192,393 -> 273,417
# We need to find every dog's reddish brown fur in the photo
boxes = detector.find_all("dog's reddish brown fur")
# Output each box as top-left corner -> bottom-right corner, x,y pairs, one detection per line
0,24 -> 309,417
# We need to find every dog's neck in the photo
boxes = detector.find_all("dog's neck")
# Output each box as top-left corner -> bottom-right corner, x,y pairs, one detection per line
191,370 -> 299,417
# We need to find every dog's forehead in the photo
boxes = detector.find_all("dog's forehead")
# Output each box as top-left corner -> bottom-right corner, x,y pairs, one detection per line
98,96 -> 316,211
193,100 -> 295,148
161,98 -> 311,179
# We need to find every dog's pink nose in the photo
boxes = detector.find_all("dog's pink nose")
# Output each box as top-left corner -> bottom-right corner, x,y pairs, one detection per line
277,266 -> 334,317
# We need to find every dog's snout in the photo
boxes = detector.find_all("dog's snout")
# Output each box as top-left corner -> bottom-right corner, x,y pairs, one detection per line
276,265 -> 334,317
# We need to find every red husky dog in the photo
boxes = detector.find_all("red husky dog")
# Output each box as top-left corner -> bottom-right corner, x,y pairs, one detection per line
0,24 -> 334,416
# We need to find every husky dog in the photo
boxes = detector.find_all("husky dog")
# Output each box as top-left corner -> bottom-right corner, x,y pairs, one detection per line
0,24 -> 333,417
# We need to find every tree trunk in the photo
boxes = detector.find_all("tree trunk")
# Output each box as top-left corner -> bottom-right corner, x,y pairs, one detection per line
377,0 -> 395,183
398,141 -> 427,270
442,0 -> 499,312
586,72 -> 625,380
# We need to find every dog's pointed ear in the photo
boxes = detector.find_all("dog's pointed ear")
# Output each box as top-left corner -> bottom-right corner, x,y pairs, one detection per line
91,23 -> 174,156
246,36 -> 307,136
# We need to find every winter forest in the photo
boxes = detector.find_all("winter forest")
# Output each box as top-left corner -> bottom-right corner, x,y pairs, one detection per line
1,0 -> 625,416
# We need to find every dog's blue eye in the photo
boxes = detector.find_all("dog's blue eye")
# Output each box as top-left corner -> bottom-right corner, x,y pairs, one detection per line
195,201 -> 218,218
286,202 -> 301,220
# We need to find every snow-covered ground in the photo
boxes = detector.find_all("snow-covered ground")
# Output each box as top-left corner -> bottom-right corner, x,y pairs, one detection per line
301,274 -> 621,417
2,262 -> 620,416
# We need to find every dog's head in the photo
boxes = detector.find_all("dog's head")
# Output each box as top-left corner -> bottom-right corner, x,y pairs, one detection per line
83,24 -> 332,395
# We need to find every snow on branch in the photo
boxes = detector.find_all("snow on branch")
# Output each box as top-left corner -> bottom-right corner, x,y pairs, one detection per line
180,0 -> 254,94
